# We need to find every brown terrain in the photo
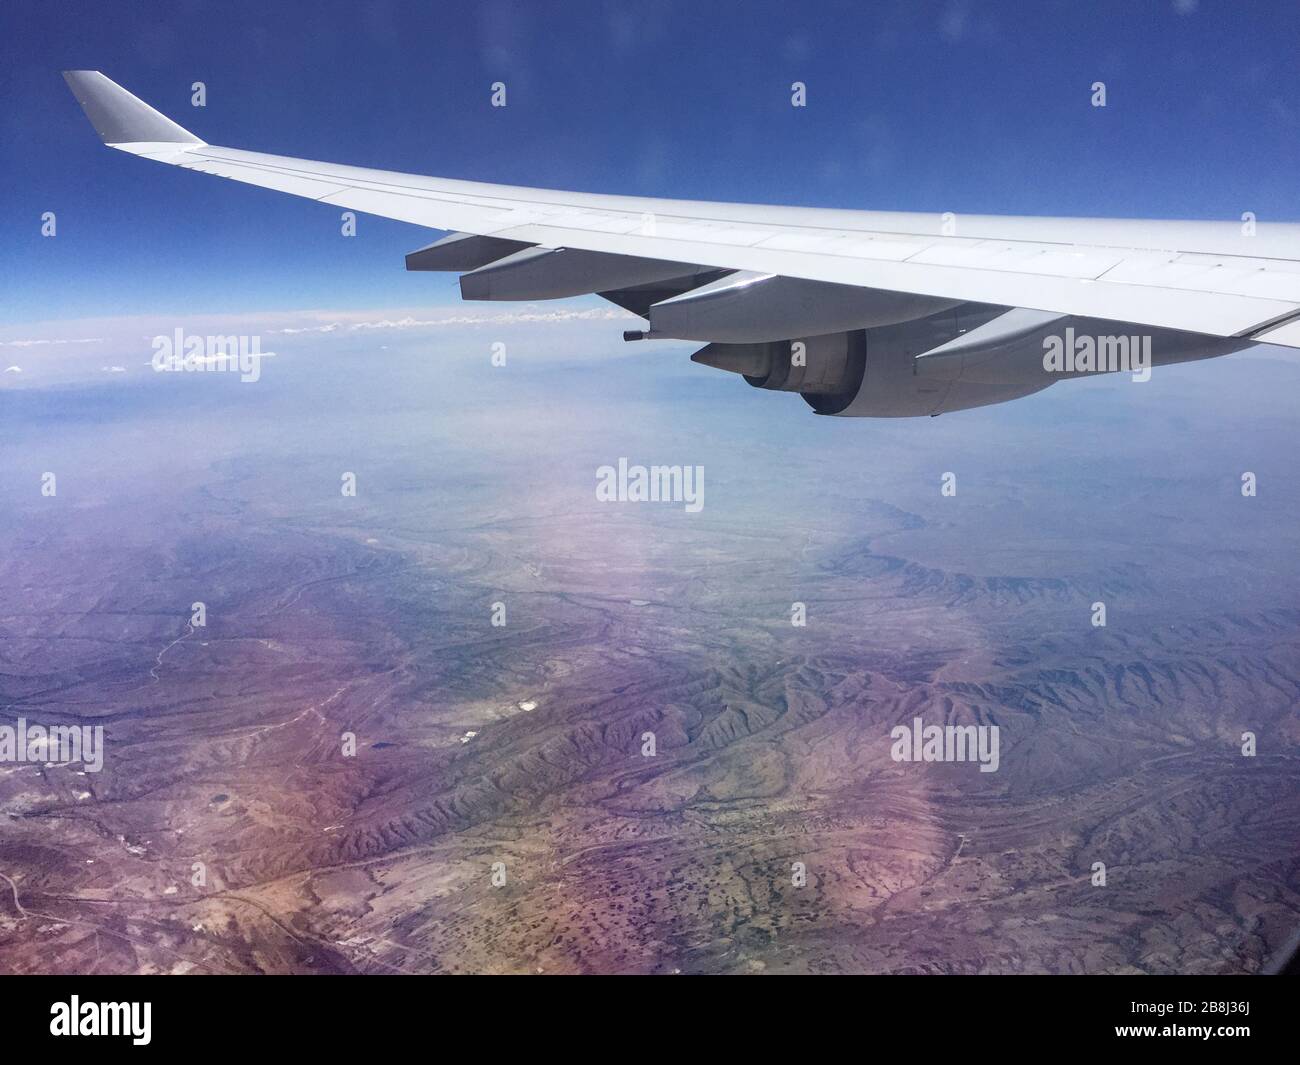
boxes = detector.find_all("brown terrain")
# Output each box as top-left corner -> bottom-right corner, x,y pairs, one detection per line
1,343 -> 1298,974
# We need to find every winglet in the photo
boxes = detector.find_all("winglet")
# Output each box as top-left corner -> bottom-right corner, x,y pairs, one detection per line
62,71 -> 204,146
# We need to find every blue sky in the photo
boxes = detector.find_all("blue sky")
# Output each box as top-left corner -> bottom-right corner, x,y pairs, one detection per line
4,0 -> 1300,324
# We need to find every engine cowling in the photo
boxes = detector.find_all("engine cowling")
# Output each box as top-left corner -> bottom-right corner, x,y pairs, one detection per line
805,304 -> 1050,417
688,305 -> 1253,417
690,305 -> 1035,416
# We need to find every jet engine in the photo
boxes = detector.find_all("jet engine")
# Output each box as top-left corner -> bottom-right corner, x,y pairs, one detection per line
687,304 -> 1253,417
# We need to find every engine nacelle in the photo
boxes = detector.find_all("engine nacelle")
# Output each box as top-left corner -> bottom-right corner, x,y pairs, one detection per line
690,304 -> 1253,417
807,304 -> 1044,417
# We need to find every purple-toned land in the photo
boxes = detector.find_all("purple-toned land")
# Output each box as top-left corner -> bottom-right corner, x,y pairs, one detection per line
1,315 -> 1297,973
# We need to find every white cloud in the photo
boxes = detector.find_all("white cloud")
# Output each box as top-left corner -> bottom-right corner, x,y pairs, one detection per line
0,337 -> 103,348
268,307 -> 635,335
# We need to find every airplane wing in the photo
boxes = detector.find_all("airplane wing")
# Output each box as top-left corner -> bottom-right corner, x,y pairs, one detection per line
63,71 -> 1300,351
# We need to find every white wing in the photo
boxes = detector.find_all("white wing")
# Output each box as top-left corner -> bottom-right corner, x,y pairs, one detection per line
64,71 -> 1300,350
